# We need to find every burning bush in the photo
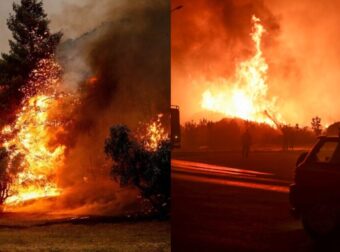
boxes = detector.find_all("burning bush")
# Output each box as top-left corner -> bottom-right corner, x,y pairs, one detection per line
104,125 -> 171,217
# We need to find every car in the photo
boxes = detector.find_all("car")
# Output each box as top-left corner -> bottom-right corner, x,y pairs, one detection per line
290,136 -> 340,240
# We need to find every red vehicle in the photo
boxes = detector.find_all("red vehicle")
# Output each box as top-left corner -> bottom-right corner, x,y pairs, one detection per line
290,136 -> 340,239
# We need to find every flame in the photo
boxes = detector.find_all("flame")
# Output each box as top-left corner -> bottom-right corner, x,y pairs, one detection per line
1,57 -> 67,208
140,114 -> 168,151
201,15 -> 280,126
0,55 -> 165,210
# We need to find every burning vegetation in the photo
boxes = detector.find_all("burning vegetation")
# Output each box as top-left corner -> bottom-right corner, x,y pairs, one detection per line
105,124 -> 170,216
172,0 -> 340,130
0,0 -> 170,216
201,15 -> 280,126
1,56 -> 68,208
138,114 -> 169,152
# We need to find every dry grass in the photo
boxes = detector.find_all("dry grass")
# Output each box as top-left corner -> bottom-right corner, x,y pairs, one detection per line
0,215 -> 170,252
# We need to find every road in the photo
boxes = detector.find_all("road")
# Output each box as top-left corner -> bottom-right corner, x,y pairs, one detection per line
172,158 -> 315,252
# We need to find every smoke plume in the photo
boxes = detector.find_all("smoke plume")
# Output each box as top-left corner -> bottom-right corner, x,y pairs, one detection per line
51,0 -> 169,215
172,0 -> 340,126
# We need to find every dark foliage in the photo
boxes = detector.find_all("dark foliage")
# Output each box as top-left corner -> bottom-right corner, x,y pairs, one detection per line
311,116 -> 322,137
0,0 -> 62,125
181,118 -> 316,150
0,148 -> 11,207
105,125 -> 171,217
0,147 -> 25,210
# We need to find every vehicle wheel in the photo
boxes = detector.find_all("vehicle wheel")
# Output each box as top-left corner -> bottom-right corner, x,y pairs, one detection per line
301,204 -> 338,240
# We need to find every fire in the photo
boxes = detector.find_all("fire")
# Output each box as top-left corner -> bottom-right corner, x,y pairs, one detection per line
0,55 -> 166,209
201,15 -> 280,126
140,114 -> 168,151
0,52 -> 166,211
1,57 -> 67,207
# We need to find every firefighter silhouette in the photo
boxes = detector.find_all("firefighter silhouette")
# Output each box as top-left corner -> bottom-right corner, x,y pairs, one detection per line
242,129 -> 252,159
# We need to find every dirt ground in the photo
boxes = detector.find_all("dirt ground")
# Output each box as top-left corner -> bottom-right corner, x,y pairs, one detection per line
0,214 -> 170,252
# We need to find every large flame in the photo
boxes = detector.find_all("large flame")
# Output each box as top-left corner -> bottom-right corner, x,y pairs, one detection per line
0,55 -> 167,211
201,15 -> 280,125
1,57 -> 67,208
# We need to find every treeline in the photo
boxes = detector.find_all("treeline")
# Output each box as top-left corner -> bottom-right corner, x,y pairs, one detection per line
181,118 -> 317,150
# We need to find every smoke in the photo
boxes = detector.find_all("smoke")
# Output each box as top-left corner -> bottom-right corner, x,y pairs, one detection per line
172,0 -> 340,126
49,0 -> 123,41
50,0 -> 169,215
264,0 -> 340,126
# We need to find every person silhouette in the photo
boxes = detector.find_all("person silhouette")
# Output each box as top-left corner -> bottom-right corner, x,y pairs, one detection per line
242,129 -> 252,159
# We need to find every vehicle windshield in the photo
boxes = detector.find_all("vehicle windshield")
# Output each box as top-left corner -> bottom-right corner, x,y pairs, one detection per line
312,140 -> 340,164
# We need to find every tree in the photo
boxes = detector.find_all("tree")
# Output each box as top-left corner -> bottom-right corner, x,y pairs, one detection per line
104,125 -> 171,217
311,116 -> 322,136
0,148 -> 11,207
0,147 -> 25,210
0,0 -> 62,124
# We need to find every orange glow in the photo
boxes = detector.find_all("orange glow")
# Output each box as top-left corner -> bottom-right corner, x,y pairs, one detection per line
1,57 -> 67,209
0,55 -> 166,210
172,160 -> 289,193
87,76 -> 98,85
141,114 -> 168,151
201,16 -> 280,126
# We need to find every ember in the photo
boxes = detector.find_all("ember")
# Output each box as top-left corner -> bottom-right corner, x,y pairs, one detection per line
0,0 -> 170,215
138,114 -> 169,152
1,57 -> 67,208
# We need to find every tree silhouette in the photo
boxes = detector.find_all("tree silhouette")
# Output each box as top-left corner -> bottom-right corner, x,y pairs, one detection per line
181,118 -> 316,150
105,125 -> 171,217
0,148 -> 11,207
311,116 -> 322,136
0,0 -> 62,124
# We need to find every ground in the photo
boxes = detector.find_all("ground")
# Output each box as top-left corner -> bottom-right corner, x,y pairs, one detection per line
173,149 -> 303,181
0,214 -> 170,251
172,149 -> 340,251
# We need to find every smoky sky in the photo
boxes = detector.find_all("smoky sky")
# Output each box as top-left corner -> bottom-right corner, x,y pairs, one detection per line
54,0 -> 170,213
0,0 -> 121,53
172,0 -> 340,126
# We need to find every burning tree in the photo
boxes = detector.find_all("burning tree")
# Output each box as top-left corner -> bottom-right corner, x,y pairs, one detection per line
0,55 -> 69,207
0,0 -> 62,124
105,125 -> 171,217
0,0 -> 67,208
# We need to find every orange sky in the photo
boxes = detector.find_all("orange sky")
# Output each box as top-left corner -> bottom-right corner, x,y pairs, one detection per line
172,0 -> 340,127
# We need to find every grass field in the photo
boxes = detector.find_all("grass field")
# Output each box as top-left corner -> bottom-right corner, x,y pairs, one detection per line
0,214 -> 170,252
